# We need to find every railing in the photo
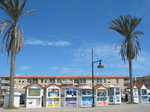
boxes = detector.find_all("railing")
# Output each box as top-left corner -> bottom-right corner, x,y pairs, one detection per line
0,86 -> 9,89
124,80 -> 130,83
61,81 -> 73,84
0,80 -> 10,83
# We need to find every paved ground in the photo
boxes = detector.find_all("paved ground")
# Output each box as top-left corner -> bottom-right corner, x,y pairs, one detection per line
0,102 -> 150,112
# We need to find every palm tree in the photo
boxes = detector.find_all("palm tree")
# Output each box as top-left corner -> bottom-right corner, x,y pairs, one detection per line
109,15 -> 144,103
0,0 -> 36,107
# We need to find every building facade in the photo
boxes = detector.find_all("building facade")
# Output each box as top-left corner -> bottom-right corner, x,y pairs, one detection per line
0,74 -> 130,94
133,75 -> 150,89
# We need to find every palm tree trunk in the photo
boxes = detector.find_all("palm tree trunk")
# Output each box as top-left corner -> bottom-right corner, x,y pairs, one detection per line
129,59 -> 134,103
8,40 -> 15,107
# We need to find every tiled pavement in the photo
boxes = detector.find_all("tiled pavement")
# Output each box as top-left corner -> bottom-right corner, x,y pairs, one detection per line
0,102 -> 150,112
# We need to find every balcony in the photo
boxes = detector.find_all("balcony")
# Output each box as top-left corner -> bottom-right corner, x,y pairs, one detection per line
0,80 -> 10,83
0,86 -> 9,89
124,80 -> 130,83
61,80 -> 73,84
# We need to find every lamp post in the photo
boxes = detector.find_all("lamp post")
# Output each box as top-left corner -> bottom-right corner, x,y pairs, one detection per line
92,49 -> 104,107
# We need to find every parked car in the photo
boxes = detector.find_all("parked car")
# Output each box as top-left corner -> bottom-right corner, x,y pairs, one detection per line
20,94 -> 25,104
147,90 -> 150,101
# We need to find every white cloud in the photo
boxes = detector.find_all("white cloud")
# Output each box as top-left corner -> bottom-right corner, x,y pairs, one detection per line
25,39 -> 71,46
72,42 -> 150,76
19,66 -> 30,70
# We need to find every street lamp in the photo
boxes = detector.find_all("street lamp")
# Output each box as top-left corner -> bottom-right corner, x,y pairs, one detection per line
92,49 -> 104,107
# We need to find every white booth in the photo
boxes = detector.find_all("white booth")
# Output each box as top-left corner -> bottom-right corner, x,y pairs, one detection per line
94,85 -> 108,106
78,85 -> 93,107
107,85 -> 121,105
127,85 -> 139,103
61,86 -> 78,107
3,90 -> 21,107
24,82 -> 43,108
137,84 -> 149,103
43,84 -> 61,107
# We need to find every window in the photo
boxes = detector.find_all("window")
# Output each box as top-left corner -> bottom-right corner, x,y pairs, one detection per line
74,79 -> 78,83
18,84 -> 20,89
57,79 -> 61,83
80,78 -> 86,83
27,79 -> 31,83
18,79 -> 21,83
22,79 -> 24,83
104,79 -> 106,83
116,79 -> 119,83
108,79 -> 110,83
41,79 -> 47,83
22,84 -> 24,89
142,89 -> 147,95
115,88 -> 120,95
31,78 -> 38,83
81,89 -> 92,95
49,78 -> 55,83
97,78 -> 102,83
108,88 -> 114,95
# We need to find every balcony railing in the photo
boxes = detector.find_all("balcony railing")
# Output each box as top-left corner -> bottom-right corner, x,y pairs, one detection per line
0,80 -> 10,83
0,86 -> 9,89
124,80 -> 130,83
61,81 -> 73,84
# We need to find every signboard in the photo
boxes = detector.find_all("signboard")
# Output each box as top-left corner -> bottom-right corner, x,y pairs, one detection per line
47,98 -> 60,107
66,88 -> 77,91
48,89 -> 59,97
47,98 -> 54,107
97,97 -> 107,105
29,89 -> 40,96
142,96 -> 148,102
27,98 -> 41,107
116,96 -> 120,102
54,98 -> 60,107
65,98 -> 77,107
82,97 -> 92,106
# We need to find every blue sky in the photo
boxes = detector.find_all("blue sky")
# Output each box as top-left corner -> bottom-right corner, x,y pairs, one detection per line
0,0 -> 150,77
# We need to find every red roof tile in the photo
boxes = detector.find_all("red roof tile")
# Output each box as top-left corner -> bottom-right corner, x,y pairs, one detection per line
0,75 -> 129,79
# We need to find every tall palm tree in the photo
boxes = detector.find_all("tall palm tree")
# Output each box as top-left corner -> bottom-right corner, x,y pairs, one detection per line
0,0 -> 36,107
109,15 -> 144,103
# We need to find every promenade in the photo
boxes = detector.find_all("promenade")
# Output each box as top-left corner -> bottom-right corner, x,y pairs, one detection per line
0,102 -> 150,112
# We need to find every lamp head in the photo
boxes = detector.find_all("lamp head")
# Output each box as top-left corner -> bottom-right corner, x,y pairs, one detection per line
97,60 -> 104,69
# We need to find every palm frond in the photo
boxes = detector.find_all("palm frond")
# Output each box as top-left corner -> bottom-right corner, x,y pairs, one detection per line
109,14 -> 143,62
21,9 -> 36,18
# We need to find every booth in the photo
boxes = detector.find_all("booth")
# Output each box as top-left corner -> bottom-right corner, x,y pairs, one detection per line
61,86 -> 78,107
24,82 -> 43,108
107,84 -> 121,105
94,85 -> 108,106
43,84 -> 61,107
137,84 -> 149,103
78,85 -> 93,107
127,85 -> 139,103
3,90 -> 21,107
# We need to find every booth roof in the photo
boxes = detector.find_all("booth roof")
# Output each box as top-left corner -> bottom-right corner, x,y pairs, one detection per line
126,83 -> 146,89
78,85 -> 92,89
94,85 -> 107,89
44,83 -> 61,89
24,82 -> 44,88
